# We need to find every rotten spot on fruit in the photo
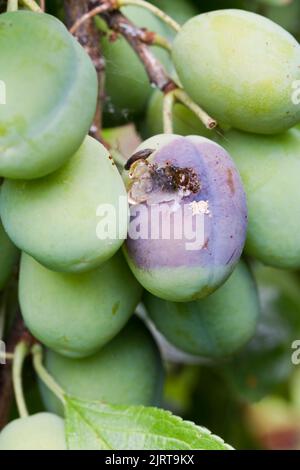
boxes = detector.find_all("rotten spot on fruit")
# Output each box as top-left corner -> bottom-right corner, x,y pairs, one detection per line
127,158 -> 201,205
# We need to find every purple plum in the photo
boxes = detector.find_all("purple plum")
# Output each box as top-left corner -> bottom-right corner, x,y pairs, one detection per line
123,134 -> 247,302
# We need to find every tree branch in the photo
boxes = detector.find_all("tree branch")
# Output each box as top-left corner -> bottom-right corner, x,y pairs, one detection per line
101,9 -> 176,93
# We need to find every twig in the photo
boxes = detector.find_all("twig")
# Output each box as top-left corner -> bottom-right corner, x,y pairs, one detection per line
69,3 -> 112,34
64,0 -> 106,141
102,10 -> 176,93
39,0 -> 45,11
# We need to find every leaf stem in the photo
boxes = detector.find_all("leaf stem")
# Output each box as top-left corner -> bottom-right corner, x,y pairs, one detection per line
163,91 -> 175,134
12,341 -> 29,419
116,0 -> 181,33
174,88 -> 217,130
32,344 -> 65,405
7,0 -> 18,11
20,0 -> 43,12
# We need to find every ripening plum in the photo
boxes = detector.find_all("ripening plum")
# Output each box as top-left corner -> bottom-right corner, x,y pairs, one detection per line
0,220 -> 18,290
144,90 -> 215,138
123,134 -> 247,302
40,318 -> 164,416
0,136 -> 127,273
220,128 -> 300,269
19,252 -> 142,358
0,413 -> 66,450
0,11 -> 97,179
172,10 -> 300,134
144,261 -> 259,358
97,6 -> 170,125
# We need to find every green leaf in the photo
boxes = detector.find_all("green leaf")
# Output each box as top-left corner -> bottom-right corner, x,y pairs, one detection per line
64,396 -> 233,450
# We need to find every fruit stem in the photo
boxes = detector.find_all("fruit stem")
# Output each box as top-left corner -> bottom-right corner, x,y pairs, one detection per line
6,0 -> 18,11
31,344 -> 66,405
174,88 -> 217,130
0,352 -> 14,361
163,91 -> 175,134
12,341 -> 30,419
20,0 -> 43,12
116,0 -> 181,33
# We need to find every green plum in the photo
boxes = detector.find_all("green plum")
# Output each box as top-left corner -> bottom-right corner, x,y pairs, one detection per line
0,219 -> 18,290
0,413 -> 66,450
172,10 -> 300,134
0,136 -> 127,273
40,318 -> 164,416
221,263 -> 300,402
19,252 -> 143,358
0,11 -> 97,179
220,128 -> 300,269
98,6 -> 170,125
144,89 -> 216,138
144,262 -> 259,358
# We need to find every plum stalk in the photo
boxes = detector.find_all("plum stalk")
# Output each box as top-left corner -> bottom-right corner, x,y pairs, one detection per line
12,341 -> 30,418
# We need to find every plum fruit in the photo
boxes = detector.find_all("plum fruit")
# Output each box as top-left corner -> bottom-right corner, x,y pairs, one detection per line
221,263 -> 299,402
40,318 -> 164,416
0,220 -> 18,290
144,261 -> 259,358
220,128 -> 300,269
0,11 -> 97,179
150,0 -> 198,27
0,413 -> 66,450
97,6 -> 170,125
123,134 -> 247,302
172,10 -> 300,134
19,251 -> 143,358
0,136 -> 127,273
144,90 -> 215,138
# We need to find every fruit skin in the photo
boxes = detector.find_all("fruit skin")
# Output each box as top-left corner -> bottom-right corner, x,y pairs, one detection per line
0,11 -> 97,179
97,6 -> 170,126
220,128 -> 300,269
19,251 -> 143,358
0,136 -> 127,273
0,220 -> 18,290
172,10 -> 300,134
0,413 -> 66,450
144,90 -> 215,139
221,263 -> 299,402
40,318 -> 164,416
123,134 -> 247,302
144,261 -> 259,358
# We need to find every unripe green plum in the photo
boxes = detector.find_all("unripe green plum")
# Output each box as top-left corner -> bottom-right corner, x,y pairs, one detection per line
40,318 -> 164,416
172,10 -> 300,134
0,136 -> 127,273
0,220 -> 18,290
0,413 -> 66,450
220,128 -> 300,269
19,252 -> 142,358
221,263 -> 299,402
144,262 -> 259,358
98,6 -> 170,125
0,11 -> 97,179
144,90 -> 215,138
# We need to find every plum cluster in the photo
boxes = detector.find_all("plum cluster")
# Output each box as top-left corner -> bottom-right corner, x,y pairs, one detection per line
1,0 -> 300,451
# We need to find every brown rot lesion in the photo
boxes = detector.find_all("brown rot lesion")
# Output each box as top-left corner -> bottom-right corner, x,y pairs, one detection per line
126,155 -> 201,206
